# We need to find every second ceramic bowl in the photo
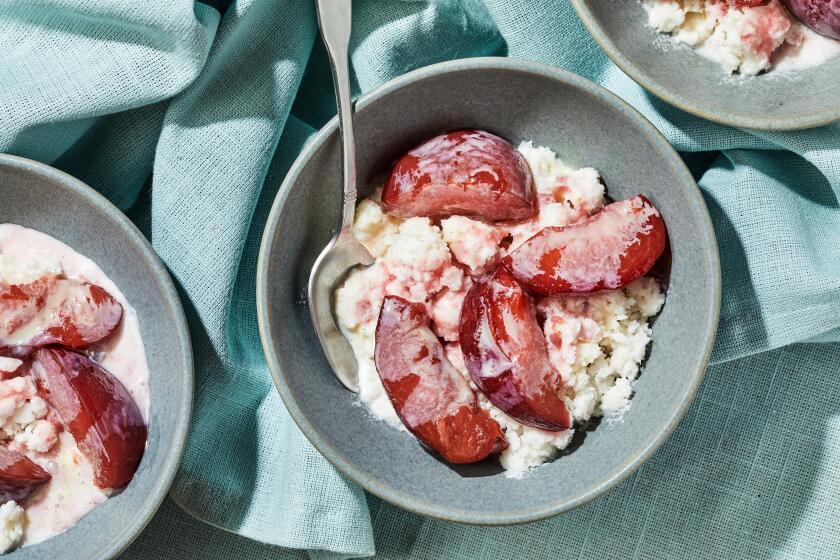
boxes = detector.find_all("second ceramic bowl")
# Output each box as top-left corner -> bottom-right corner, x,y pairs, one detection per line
0,155 -> 193,559
572,0 -> 840,130
257,57 -> 720,524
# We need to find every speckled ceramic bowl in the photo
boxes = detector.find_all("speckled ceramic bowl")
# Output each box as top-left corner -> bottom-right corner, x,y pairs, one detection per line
0,155 -> 193,559
257,57 -> 721,524
572,0 -> 840,130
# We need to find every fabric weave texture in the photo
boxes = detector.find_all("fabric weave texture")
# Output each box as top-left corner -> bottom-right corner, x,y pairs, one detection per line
1,1 -> 839,559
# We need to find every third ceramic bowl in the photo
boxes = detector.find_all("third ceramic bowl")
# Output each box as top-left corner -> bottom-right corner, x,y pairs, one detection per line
572,0 -> 840,130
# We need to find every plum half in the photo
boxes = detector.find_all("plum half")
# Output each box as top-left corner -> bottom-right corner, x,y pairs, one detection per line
30,347 -> 146,489
459,268 -> 571,431
503,195 -> 667,295
0,447 -> 51,503
374,296 -> 507,464
0,277 -> 123,353
381,129 -> 537,222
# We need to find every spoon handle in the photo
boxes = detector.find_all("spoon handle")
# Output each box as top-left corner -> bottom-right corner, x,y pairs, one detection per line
315,0 -> 357,233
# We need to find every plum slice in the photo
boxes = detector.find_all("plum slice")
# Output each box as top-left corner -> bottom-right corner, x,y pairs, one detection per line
0,447 -> 51,503
30,347 -> 146,489
374,296 -> 507,464
0,277 -> 123,352
459,268 -> 570,431
503,195 -> 667,295
381,129 -> 537,222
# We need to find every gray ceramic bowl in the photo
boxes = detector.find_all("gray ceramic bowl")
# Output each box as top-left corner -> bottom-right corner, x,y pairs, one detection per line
572,0 -> 840,130
0,155 -> 192,558
257,57 -> 721,524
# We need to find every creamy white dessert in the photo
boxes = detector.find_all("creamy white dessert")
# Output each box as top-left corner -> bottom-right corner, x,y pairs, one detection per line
0,225 -> 150,551
334,143 -> 664,477
0,502 -> 23,554
642,0 -> 840,75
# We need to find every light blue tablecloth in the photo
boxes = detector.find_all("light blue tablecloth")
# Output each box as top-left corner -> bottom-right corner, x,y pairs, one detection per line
1,1 -> 839,558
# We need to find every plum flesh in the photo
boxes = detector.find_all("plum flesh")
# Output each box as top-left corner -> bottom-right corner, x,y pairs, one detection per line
30,347 -> 146,489
459,268 -> 570,431
382,129 -> 537,222
374,296 -> 507,464
0,447 -> 51,503
503,195 -> 667,295
0,277 -> 123,354
783,0 -> 840,39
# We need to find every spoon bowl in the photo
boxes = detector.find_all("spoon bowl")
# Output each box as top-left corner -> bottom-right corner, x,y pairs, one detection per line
308,234 -> 373,393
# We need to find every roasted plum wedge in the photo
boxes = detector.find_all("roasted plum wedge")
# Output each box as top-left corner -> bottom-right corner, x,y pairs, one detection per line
503,195 -> 667,295
381,129 -> 537,222
30,347 -> 146,489
0,447 -> 51,503
374,296 -> 507,464
0,277 -> 123,353
459,268 -> 571,431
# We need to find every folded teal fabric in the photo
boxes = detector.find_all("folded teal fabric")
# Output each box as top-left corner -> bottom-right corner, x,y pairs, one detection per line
2,1 -> 839,559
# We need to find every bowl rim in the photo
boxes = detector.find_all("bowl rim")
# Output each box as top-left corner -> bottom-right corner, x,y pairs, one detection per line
256,56 -> 722,525
0,153 -> 194,558
570,0 -> 840,131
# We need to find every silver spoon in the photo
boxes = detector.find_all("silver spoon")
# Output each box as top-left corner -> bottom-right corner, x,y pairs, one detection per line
309,0 -> 374,392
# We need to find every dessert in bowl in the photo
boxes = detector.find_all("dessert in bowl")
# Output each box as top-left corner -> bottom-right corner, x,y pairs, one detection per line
257,58 -> 720,523
0,154 -> 192,559
572,0 -> 840,129
334,131 -> 668,475
641,0 -> 840,76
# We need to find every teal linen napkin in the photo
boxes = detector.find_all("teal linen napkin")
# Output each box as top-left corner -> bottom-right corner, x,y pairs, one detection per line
2,1 -> 839,559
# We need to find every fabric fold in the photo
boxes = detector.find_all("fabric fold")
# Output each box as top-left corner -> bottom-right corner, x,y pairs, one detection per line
0,0 -> 219,162
152,1 -> 374,553
2,1 -> 839,558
